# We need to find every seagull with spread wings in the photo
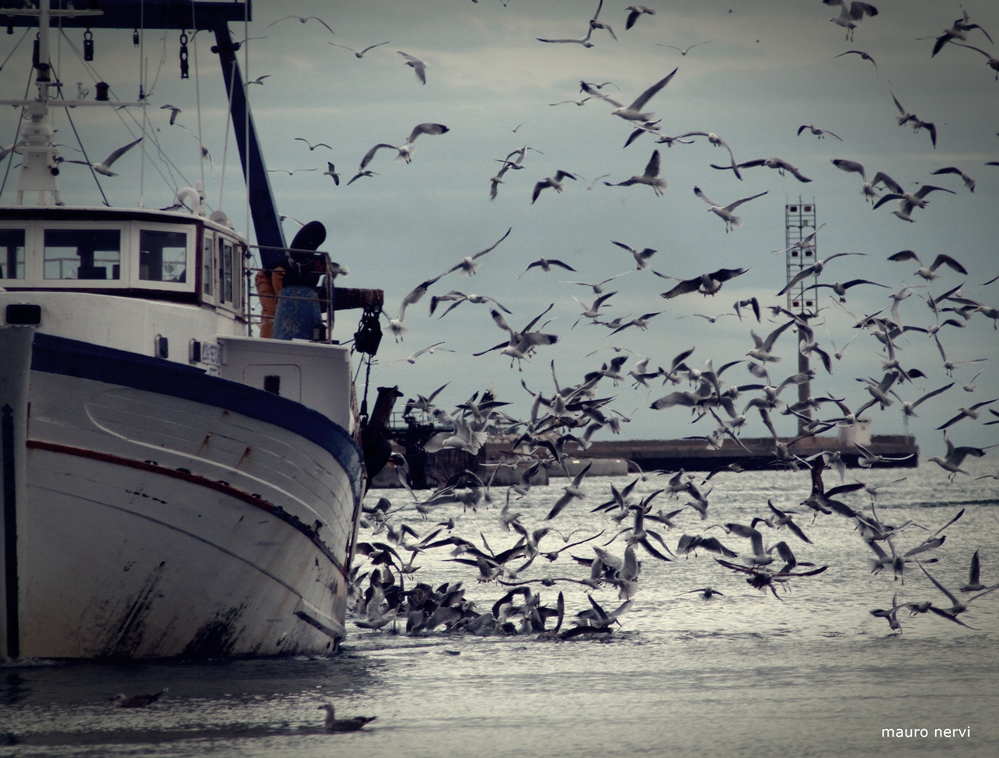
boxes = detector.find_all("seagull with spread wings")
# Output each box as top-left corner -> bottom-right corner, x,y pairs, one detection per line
397,51 -> 428,84
581,68 -> 678,123
65,137 -> 142,177
603,149 -> 669,195
693,186 -> 768,232
443,227 -> 513,277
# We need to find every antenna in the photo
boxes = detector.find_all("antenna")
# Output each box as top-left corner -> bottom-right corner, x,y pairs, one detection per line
784,199 -> 817,435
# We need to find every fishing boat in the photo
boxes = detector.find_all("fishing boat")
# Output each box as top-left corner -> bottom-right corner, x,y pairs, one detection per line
0,1 -> 388,658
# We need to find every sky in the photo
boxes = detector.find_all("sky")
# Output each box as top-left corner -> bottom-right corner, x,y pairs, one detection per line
2,0 -> 999,457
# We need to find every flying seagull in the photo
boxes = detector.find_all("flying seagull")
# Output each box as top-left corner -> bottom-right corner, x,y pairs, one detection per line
294,137 -> 332,151
65,137 -> 142,176
658,41 -> 711,55
329,40 -> 390,58
268,15 -> 335,35
777,252 -> 866,296
611,239 -> 658,269
398,51 -> 428,84
834,49 -> 878,76
581,68 -> 678,123
532,170 -> 578,203
798,124 -> 843,140
887,250 -> 967,281
693,186 -> 768,232
603,149 -> 668,195
659,268 -> 747,299
625,5 -> 656,30
160,104 -> 181,125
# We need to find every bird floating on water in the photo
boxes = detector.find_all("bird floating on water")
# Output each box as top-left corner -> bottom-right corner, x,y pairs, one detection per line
319,703 -> 376,733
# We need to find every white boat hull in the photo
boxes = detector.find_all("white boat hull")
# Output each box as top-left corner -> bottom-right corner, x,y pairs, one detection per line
1,328 -> 364,659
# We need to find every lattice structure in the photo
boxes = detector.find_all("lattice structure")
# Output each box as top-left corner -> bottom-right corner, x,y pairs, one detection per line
784,200 -> 818,314
784,200 -> 817,434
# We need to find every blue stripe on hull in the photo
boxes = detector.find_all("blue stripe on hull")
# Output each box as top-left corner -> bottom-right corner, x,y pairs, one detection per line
29,333 -> 364,501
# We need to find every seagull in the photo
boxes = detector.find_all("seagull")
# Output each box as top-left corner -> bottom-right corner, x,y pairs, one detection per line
319,704 -> 376,733
611,239 -> 658,270
246,74 -> 271,86
675,131 -> 741,178
830,158 -> 881,202
329,40 -> 390,58
65,137 -> 142,176
833,49 -> 878,75
444,227 -> 512,277
395,341 -> 453,365
890,87 -> 937,147
777,252 -> 865,296
572,291 -> 617,325
532,170 -> 578,203
826,0 -> 879,42
746,320 -> 795,363
397,51 -> 428,84
712,156 -> 812,183
522,257 -> 577,276
294,137 -> 333,151
625,5 -> 656,30
693,186 -> 768,232
431,292 -> 511,318
887,250 -> 967,281
936,398 -> 999,430
160,104 -> 182,125
563,271 -> 632,294
581,68 -> 678,123
734,297 -> 762,322
323,162 -> 340,185
546,462 -> 592,520
658,268 -> 747,299
928,432 -> 998,480
549,97 -> 594,107
346,169 -> 377,185
384,273 -> 444,339
798,124 -> 843,140
658,41 -> 711,55
930,165 -> 976,191
873,185 -> 955,222
917,562 -> 999,618
923,9 -> 995,58
801,278 -> 887,302
359,123 -> 449,168
268,15 -> 335,35
112,690 -> 167,708
537,33 -> 595,48
951,43 -> 999,79
960,550 -> 987,593
588,0 -> 617,41
603,149 -> 668,195
268,167 -> 317,175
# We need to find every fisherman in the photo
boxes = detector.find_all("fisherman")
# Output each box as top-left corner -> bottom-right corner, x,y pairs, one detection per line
271,221 -> 326,341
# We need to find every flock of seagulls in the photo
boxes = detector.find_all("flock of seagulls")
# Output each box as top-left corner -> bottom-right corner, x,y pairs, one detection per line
322,0 -> 999,653
12,0 -> 997,688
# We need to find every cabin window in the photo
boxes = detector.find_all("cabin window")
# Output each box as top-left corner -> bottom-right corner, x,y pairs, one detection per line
202,233 -> 214,296
43,228 -> 120,280
219,238 -> 234,304
0,228 -> 25,279
139,229 -> 188,283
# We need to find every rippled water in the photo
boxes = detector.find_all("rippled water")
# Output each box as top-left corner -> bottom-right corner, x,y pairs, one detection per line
3,461 -> 998,757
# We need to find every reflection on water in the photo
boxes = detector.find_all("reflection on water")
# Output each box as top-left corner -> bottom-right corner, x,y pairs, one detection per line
2,462 -> 998,757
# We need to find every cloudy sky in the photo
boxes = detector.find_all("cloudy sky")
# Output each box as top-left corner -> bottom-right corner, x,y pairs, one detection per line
3,0 -> 999,456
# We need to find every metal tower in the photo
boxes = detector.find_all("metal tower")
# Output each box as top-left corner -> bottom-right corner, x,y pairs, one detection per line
784,200 -> 818,435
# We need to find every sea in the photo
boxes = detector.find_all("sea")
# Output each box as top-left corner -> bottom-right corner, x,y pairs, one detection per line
2,459 -> 998,758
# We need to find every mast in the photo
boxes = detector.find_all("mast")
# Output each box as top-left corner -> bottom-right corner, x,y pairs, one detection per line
211,22 -> 286,269
2,1 -> 287,264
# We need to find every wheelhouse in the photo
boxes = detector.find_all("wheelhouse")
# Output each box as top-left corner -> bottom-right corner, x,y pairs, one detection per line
0,207 -> 247,318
